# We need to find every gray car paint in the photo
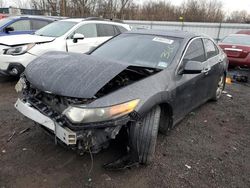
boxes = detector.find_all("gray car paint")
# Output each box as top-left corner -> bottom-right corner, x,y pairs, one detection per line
25,51 -> 128,98
24,30 -> 227,127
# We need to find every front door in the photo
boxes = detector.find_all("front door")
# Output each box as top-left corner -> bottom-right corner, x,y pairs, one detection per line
173,38 -> 209,121
66,23 -> 98,53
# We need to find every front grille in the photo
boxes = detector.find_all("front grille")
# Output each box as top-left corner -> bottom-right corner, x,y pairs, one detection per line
26,97 -> 66,126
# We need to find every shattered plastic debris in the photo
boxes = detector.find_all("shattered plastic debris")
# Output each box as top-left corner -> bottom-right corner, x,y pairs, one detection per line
19,127 -> 31,135
226,94 -> 233,99
222,91 -> 227,94
22,148 -> 27,151
2,149 -> 6,153
232,147 -> 237,151
204,120 -> 207,123
7,131 -> 16,142
185,164 -> 191,169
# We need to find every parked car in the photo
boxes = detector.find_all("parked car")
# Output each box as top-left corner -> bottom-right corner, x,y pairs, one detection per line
0,18 -> 131,76
236,29 -> 250,35
219,34 -> 250,68
0,14 -> 8,20
15,30 -> 227,167
0,15 -> 57,36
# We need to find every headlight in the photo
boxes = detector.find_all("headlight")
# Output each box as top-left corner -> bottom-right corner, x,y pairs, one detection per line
4,43 -> 35,55
63,99 -> 140,124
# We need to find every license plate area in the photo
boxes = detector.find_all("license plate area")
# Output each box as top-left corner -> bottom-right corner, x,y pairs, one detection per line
55,124 -> 77,145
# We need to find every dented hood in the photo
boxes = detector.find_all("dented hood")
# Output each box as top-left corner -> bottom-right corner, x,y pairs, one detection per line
0,34 -> 55,46
25,51 -> 128,98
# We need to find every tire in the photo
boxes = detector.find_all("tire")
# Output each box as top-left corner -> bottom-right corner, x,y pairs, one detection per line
211,74 -> 225,101
129,106 -> 161,165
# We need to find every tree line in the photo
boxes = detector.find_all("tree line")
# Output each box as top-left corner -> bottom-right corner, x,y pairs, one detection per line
2,0 -> 250,23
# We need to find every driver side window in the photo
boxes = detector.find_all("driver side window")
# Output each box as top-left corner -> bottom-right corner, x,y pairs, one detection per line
183,38 -> 206,63
71,23 -> 97,38
8,20 -> 31,31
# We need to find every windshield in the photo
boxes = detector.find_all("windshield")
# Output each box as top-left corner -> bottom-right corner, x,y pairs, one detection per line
35,21 -> 77,37
0,17 -> 12,27
91,33 -> 182,69
222,35 -> 250,46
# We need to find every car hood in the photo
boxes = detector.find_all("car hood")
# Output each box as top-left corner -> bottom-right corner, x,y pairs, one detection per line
25,51 -> 128,98
0,34 -> 55,46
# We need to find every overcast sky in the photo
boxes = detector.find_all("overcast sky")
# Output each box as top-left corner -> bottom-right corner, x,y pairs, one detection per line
140,0 -> 250,13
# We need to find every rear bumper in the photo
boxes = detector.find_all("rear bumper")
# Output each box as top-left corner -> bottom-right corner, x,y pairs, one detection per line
0,63 -> 25,76
227,55 -> 250,68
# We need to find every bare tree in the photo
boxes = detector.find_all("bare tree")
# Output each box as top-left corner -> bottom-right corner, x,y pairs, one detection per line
227,10 -> 250,23
0,0 -> 6,8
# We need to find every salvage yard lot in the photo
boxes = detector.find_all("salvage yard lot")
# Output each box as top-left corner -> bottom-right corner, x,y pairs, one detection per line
0,76 -> 250,188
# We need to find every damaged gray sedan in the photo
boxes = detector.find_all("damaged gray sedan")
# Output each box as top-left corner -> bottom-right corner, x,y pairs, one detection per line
15,30 -> 227,167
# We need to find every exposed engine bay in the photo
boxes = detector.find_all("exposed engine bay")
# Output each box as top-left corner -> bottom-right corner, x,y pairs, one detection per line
96,66 -> 160,97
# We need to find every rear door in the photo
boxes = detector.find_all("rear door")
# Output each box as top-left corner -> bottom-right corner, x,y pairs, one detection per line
31,19 -> 51,31
66,23 -> 98,53
203,38 -> 223,98
96,23 -> 119,46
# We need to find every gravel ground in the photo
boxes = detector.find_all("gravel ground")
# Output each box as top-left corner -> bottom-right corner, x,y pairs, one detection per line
0,75 -> 250,188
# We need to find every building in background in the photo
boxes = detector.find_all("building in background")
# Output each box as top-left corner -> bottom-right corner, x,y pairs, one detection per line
0,7 -> 48,16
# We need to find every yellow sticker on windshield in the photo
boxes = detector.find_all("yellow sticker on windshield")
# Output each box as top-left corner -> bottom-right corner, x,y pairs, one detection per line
153,37 -> 174,44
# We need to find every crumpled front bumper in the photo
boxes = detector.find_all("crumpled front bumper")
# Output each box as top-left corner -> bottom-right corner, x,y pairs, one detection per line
15,98 -> 77,145
15,98 -> 129,153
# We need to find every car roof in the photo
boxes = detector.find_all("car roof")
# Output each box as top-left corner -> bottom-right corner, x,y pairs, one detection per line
127,29 -> 199,39
8,15 -> 60,21
60,18 -> 127,25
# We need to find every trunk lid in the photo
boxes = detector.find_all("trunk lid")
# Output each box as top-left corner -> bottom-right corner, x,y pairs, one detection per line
219,43 -> 250,58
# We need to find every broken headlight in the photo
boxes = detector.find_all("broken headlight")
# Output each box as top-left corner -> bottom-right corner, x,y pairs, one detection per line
63,99 -> 140,124
15,77 -> 27,93
4,43 -> 35,55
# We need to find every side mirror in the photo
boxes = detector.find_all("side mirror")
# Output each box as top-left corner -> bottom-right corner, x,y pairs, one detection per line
73,33 -> 84,43
4,26 -> 14,33
182,60 -> 203,74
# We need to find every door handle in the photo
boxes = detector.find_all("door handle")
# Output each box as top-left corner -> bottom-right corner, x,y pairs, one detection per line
202,67 -> 211,75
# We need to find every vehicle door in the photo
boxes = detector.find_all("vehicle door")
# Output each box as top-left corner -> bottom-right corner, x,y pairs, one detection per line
203,38 -> 223,98
66,23 -> 98,53
173,38 -> 208,120
96,23 -> 119,46
30,19 -> 51,32
4,19 -> 32,35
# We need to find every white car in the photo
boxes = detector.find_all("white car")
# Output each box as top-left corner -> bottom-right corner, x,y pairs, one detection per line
0,18 -> 131,76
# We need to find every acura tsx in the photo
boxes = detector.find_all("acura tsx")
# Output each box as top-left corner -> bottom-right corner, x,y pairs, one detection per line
15,30 -> 228,167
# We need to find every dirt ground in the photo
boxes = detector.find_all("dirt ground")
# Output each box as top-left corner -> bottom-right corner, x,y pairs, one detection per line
0,74 -> 250,188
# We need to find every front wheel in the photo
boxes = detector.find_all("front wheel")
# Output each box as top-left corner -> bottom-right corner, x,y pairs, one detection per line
211,74 -> 225,101
129,106 -> 161,165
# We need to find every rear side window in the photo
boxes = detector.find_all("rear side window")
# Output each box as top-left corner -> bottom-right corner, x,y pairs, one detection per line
31,19 -> 51,30
117,25 -> 128,33
97,24 -> 116,37
8,20 -> 31,31
203,38 -> 219,59
183,39 -> 206,63
74,23 -> 97,38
